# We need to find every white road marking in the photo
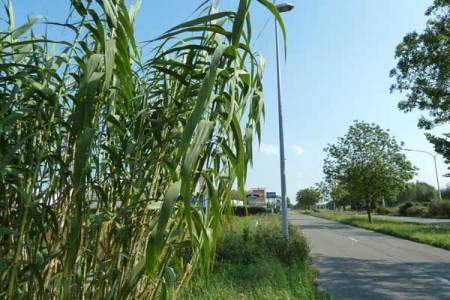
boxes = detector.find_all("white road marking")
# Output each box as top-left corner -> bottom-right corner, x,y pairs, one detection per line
436,277 -> 450,285
348,237 -> 358,243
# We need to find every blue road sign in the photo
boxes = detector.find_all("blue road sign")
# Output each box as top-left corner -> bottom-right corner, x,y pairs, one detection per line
266,192 -> 276,198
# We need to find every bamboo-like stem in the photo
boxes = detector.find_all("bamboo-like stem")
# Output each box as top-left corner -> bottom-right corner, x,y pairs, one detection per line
0,0 -> 280,297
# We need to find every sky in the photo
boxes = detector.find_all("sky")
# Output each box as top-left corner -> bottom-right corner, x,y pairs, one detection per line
12,0 -> 450,201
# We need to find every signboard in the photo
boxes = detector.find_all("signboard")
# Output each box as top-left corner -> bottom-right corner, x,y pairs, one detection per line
247,188 -> 266,207
266,192 -> 276,198
248,197 -> 257,207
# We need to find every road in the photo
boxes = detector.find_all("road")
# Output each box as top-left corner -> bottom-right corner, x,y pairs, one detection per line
289,212 -> 450,300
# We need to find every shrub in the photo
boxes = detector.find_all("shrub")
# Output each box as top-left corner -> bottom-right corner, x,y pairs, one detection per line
405,206 -> 428,217
441,187 -> 450,199
429,200 -> 450,218
398,201 -> 429,217
398,201 -> 415,215
232,207 -> 267,216
215,217 -> 309,265
284,224 -> 310,264
397,181 -> 437,204
216,229 -> 259,264
375,206 -> 397,215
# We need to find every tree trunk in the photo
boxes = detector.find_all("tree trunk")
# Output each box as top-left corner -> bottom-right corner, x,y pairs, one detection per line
366,198 -> 373,223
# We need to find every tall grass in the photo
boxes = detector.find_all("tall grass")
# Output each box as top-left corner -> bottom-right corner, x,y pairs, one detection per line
179,216 -> 328,300
0,0 -> 284,298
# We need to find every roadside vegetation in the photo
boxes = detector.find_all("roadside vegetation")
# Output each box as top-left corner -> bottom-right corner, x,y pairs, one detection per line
391,0 -> 450,176
322,121 -> 415,223
298,0 -> 450,226
387,200 -> 450,218
180,215 -> 329,300
295,188 -> 321,210
0,0 -> 286,298
307,210 -> 450,250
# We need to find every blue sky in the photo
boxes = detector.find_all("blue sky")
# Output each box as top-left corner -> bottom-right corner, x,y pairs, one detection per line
13,1 -> 450,200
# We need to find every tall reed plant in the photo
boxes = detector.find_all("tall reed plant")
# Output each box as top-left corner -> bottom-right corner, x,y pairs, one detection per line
0,0 -> 285,298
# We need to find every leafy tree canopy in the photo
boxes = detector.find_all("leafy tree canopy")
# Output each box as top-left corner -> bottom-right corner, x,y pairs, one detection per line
295,188 -> 320,210
324,121 -> 416,222
329,181 -> 350,208
397,181 -> 437,204
440,184 -> 450,199
287,196 -> 293,208
315,180 -> 349,208
390,0 -> 450,174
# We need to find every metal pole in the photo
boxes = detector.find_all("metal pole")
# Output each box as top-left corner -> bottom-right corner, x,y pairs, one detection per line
432,155 -> 442,201
402,148 -> 442,201
275,19 -> 289,241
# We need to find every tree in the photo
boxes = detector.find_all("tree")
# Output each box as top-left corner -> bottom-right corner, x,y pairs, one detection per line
329,181 -> 350,209
442,184 -> 450,199
296,188 -> 320,210
390,0 -> 450,175
324,121 -> 416,223
316,180 -> 349,209
397,181 -> 437,204
287,196 -> 293,208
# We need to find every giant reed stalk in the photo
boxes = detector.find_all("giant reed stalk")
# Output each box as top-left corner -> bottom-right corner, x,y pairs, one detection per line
0,0 -> 285,298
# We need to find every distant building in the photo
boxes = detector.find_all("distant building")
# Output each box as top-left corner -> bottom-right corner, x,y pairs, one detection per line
231,200 -> 244,207
316,198 -> 332,209
246,188 -> 266,208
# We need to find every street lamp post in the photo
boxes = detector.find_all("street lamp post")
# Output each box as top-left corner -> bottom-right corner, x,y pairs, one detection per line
403,148 -> 442,201
275,2 -> 294,241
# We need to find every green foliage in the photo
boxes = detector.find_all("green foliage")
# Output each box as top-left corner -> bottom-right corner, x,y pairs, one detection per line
398,201 -> 416,215
233,206 -> 268,215
329,183 -> 350,207
216,216 -> 309,265
0,0 -> 285,298
310,210 -> 450,250
441,185 -> 450,199
287,196 -> 292,208
390,0 -> 450,174
179,261 -> 329,300
397,181 -> 437,204
405,205 -> 429,217
426,134 -> 450,176
324,121 -> 416,222
296,188 -> 321,209
397,200 -> 450,217
375,206 -> 397,215
179,216 -> 328,300
316,180 -> 350,208
429,200 -> 450,217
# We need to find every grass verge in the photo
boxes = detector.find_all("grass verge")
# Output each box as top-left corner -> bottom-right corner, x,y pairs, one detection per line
307,210 -> 450,250
180,215 -> 329,300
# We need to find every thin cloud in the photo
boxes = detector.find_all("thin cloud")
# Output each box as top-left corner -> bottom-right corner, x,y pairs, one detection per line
292,145 -> 305,156
259,143 -> 279,157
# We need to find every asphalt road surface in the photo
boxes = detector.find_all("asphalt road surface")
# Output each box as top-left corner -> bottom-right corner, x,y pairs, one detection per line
289,212 -> 450,300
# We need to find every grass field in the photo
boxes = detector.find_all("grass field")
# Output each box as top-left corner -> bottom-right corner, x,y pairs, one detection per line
180,215 -> 329,300
307,210 -> 450,250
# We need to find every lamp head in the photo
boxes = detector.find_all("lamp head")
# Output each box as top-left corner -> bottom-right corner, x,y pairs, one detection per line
276,2 -> 294,13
